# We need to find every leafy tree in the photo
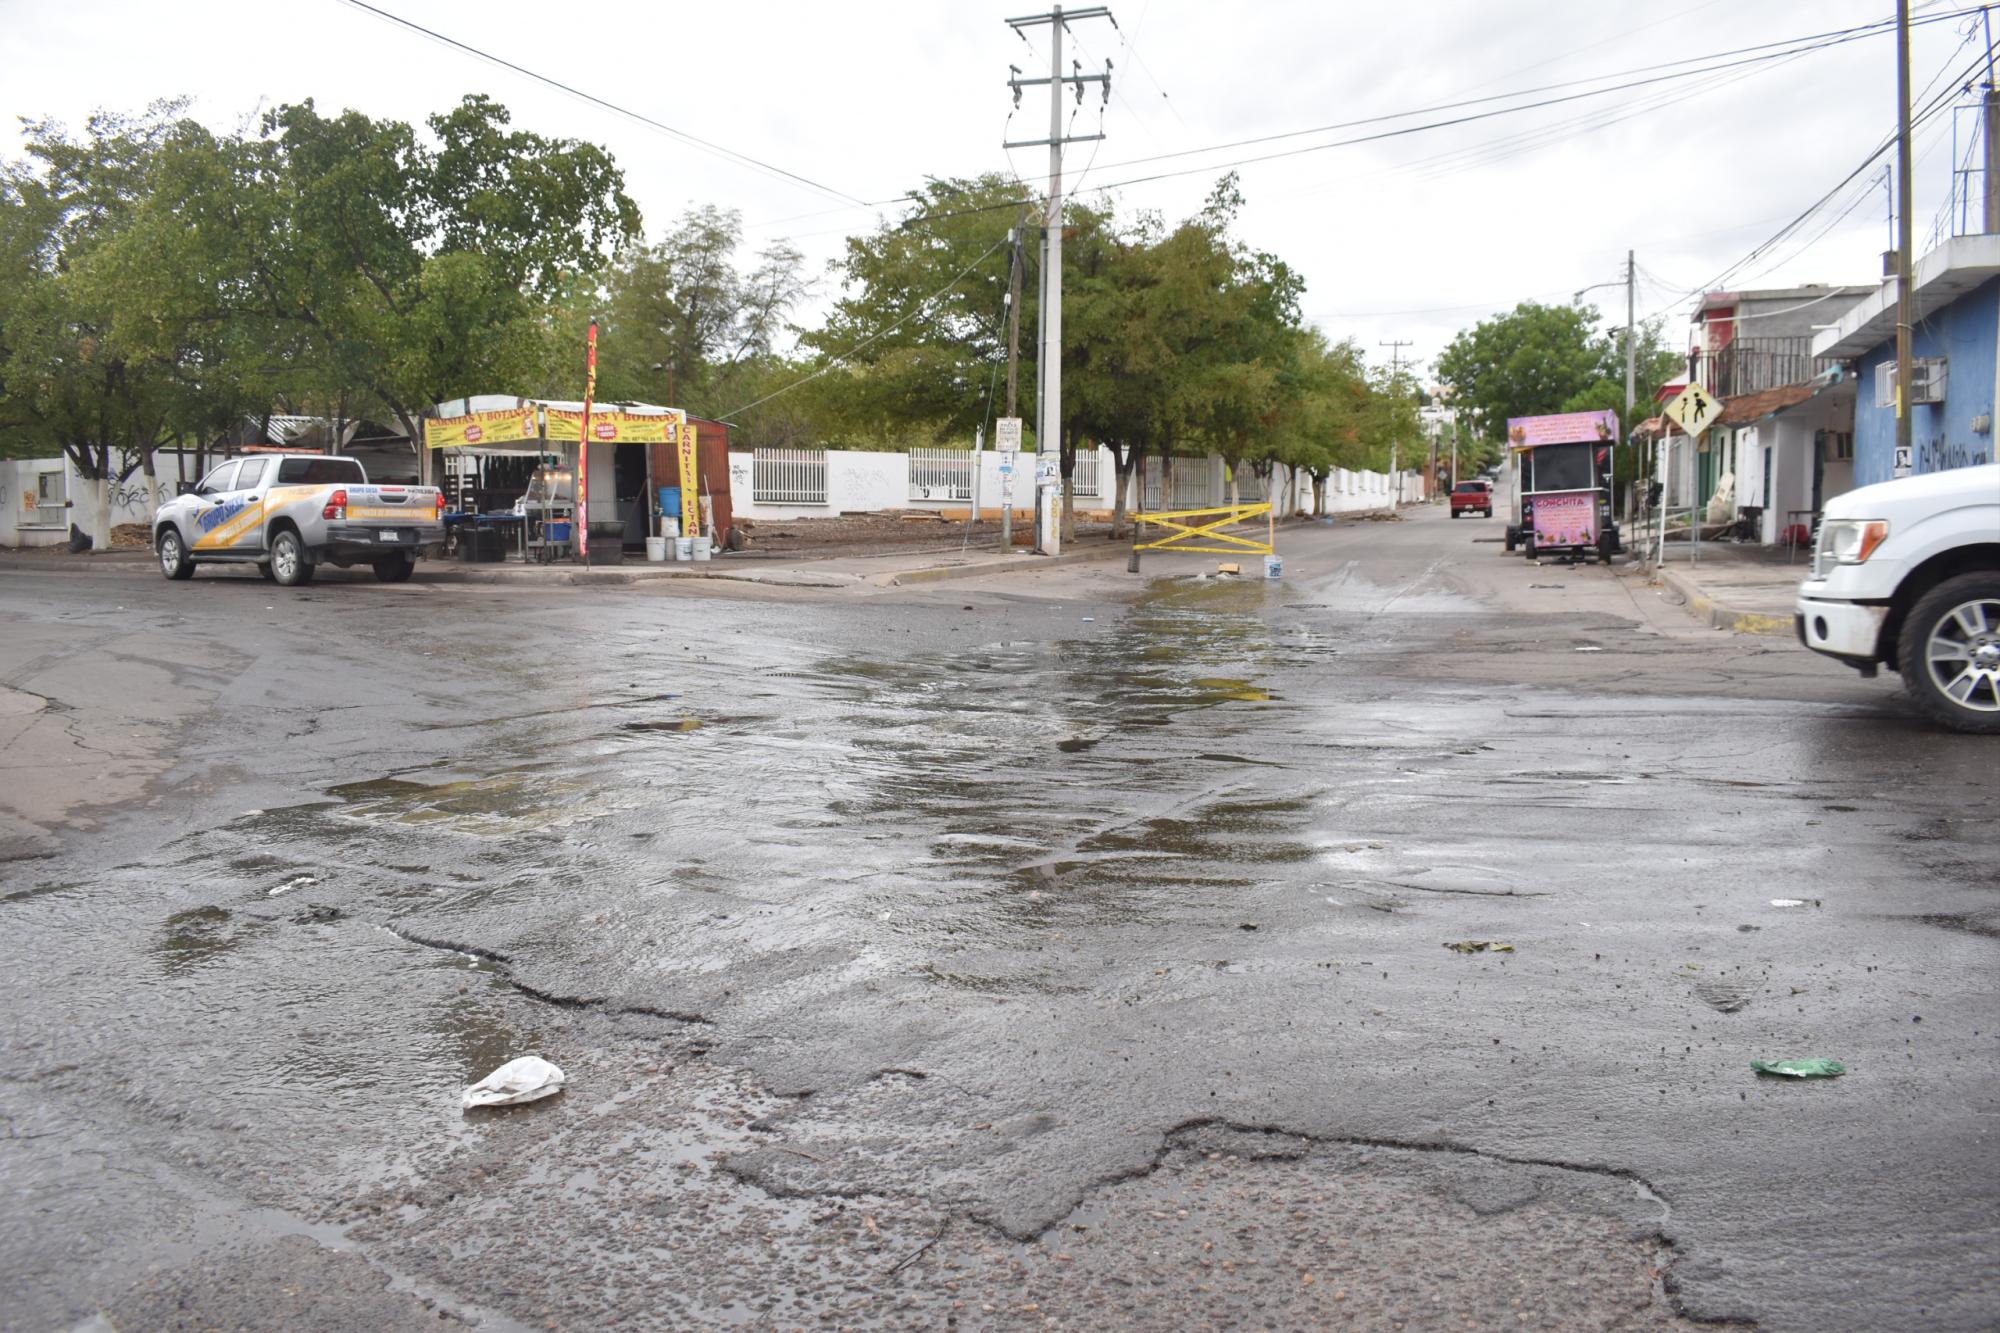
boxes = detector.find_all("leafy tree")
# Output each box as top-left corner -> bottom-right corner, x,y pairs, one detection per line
593,204 -> 809,422
1434,301 -> 1605,445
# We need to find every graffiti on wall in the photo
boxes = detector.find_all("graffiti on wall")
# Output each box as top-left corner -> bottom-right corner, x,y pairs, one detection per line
1915,437 -> 1994,475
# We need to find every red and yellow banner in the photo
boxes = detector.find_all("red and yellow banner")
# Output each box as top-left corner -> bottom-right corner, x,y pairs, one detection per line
677,422 -> 700,537
422,408 -> 540,450
544,410 -> 676,445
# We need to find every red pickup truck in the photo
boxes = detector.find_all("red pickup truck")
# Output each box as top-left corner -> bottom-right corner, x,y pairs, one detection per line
1449,480 -> 1493,518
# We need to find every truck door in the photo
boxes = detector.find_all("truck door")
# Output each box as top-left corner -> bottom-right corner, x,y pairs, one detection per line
228,457 -> 271,554
189,460 -> 242,553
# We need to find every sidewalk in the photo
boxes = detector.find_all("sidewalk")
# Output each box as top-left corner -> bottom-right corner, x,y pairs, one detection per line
0,538 -> 1129,590
1647,541 -> 1807,637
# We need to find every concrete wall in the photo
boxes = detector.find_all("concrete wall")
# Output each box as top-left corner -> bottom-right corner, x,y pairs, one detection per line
2,456 -> 188,549
1853,276 -> 2000,487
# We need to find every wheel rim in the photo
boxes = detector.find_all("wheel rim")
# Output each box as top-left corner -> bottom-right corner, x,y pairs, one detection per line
273,538 -> 297,581
159,533 -> 180,572
1925,596 -> 2000,713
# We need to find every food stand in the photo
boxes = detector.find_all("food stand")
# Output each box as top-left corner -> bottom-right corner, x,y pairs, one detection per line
422,398 -> 715,564
1502,409 -> 1622,562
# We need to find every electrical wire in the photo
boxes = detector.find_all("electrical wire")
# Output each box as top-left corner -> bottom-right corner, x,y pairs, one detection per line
331,0 -> 872,209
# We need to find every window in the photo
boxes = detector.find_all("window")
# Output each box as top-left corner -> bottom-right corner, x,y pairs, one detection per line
234,458 -> 268,490
277,457 -> 367,485
199,461 -> 240,493
1453,481 -> 1488,494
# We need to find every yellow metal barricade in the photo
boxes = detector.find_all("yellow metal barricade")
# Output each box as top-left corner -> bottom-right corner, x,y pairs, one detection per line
1131,502 -> 1274,556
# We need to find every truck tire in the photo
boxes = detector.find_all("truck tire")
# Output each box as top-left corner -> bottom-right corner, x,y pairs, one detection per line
269,529 -> 315,587
157,527 -> 195,581
1898,572 -> 2000,733
373,553 -> 415,583
1504,526 -> 1518,552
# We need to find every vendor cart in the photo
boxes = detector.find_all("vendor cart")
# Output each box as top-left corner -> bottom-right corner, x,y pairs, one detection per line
1502,410 -> 1622,562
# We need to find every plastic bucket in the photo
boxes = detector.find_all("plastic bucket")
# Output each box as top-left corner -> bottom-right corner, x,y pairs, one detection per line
645,537 -> 667,562
1263,554 -> 1283,580
676,537 -> 694,561
691,538 -> 712,562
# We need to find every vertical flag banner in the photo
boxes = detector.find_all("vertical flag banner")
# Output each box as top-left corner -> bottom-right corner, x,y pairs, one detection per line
678,420 -> 700,539
577,319 -> 598,562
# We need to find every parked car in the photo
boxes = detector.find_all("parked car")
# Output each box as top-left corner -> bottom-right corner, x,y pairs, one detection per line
1449,479 -> 1494,518
1795,462 -> 2000,732
154,454 -> 445,587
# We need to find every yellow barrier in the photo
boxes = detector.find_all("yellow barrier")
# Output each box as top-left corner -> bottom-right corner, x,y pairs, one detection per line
1131,502 -> 1274,556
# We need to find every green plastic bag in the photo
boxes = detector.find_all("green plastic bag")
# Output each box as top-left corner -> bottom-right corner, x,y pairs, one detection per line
1752,1058 -> 1846,1079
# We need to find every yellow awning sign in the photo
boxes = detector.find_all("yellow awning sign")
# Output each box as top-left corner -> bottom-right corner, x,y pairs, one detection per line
422,408 -> 540,450
544,410 -> 677,445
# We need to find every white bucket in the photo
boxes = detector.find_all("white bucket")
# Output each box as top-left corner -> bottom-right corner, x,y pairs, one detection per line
1264,554 -> 1283,579
676,537 -> 694,561
691,538 -> 712,562
645,537 -> 667,562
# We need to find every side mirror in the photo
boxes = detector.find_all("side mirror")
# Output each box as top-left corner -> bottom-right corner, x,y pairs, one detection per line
177,481 -> 197,496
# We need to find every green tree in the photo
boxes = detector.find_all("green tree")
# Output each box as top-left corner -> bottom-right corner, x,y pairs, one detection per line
1434,301 -> 1605,445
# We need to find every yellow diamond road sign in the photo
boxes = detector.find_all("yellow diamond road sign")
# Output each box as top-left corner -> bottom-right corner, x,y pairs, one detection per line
1663,382 -> 1723,437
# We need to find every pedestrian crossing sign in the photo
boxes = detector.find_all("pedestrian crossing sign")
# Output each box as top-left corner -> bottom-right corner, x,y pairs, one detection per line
1663,382 -> 1723,438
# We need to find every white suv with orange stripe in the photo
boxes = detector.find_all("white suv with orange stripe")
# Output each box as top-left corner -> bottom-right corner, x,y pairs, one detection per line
154,454 -> 445,587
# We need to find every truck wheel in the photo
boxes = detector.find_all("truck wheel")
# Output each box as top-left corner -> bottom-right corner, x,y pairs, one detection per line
269,529 -> 314,587
157,528 -> 195,581
1898,573 -> 2000,734
373,553 -> 415,583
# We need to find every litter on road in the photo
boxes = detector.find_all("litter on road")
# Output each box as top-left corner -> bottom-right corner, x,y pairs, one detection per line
1751,1059 -> 1847,1079
462,1056 -> 566,1109
1770,898 -> 1809,908
1444,941 -> 1514,954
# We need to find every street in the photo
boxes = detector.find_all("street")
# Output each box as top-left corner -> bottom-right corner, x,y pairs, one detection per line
3,503 -> 1996,1331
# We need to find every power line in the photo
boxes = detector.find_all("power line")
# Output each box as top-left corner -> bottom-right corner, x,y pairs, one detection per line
795,12 -> 1969,241
332,0 -> 872,209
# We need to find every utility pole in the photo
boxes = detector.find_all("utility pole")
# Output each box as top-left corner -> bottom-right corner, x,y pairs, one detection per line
1007,5 -> 1112,555
1624,249 -> 1636,524
1002,218 -> 1024,552
1895,0 -> 1915,474
1381,340 -> 1413,505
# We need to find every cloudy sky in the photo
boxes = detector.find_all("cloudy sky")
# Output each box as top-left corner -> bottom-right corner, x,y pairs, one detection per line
3,0 -> 1987,386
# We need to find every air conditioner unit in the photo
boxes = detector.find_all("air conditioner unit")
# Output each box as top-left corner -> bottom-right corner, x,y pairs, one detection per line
1875,357 -> 1948,406
1911,356 -> 1947,404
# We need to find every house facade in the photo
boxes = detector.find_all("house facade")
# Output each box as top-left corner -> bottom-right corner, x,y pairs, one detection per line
1813,232 -> 2000,488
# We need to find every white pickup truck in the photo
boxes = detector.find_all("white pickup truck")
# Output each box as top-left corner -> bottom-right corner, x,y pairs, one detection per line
1795,462 -> 2000,733
154,454 -> 445,587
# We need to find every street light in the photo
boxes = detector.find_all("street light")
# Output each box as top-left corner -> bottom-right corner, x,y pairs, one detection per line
650,360 -> 676,405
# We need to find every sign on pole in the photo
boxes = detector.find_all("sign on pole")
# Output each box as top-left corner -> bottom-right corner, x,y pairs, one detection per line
1662,382 -> 1723,438
996,417 -> 1022,453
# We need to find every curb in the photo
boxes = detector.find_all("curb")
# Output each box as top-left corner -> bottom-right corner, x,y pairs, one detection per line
882,544 -> 1125,586
1654,564 -> 1794,637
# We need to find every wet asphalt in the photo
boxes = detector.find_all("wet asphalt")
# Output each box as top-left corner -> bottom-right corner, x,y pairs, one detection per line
1,502 -> 1995,1331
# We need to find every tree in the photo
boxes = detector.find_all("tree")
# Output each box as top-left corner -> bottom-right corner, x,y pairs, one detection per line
1434,301 -> 1605,445
593,204 -> 810,422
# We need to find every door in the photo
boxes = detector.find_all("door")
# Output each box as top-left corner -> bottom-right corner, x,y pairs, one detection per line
228,457 -> 271,553
188,460 -> 241,552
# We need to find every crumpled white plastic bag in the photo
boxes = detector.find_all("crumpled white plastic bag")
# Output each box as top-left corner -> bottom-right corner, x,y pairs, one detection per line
461,1056 -> 565,1110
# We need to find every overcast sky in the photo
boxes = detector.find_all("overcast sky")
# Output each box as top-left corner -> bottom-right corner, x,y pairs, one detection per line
2,0 -> 1987,388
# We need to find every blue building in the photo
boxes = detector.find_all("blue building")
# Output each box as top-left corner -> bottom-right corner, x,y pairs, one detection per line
1814,233 -> 2000,488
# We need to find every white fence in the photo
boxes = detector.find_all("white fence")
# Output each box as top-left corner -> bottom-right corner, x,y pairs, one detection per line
1138,456 -> 1222,511
1070,449 -> 1103,498
752,447 -> 828,506
909,448 -> 974,502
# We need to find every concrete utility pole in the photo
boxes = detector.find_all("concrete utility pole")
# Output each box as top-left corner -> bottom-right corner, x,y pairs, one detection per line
1624,249 -> 1636,522
1007,5 -> 1112,556
1381,339 -> 1413,504
1895,0 -> 1915,469
1002,219 -> 1024,553
1984,6 -> 1999,232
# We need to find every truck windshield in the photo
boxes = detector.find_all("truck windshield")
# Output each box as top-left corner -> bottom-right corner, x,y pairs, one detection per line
277,458 -> 367,485
1525,443 -> 1594,492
